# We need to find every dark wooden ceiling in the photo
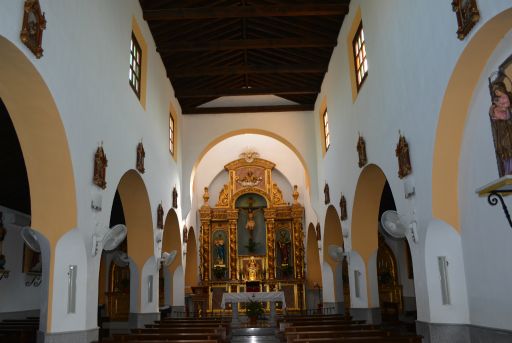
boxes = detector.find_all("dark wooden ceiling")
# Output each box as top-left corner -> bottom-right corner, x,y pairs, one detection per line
140,0 -> 351,114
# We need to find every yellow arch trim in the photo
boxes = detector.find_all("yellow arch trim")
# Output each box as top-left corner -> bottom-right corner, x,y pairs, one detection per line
190,129 -> 311,198
432,9 -> 512,231
0,35 -> 77,331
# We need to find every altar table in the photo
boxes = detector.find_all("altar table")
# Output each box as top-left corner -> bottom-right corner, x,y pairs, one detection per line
221,291 -> 286,326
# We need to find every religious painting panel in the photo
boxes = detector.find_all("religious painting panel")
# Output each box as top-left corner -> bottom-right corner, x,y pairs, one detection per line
240,256 -> 265,281
488,55 -> 512,177
275,227 -> 294,279
234,167 -> 265,193
281,284 -> 297,309
236,194 -> 267,256
211,228 -> 228,280
210,286 -> 227,311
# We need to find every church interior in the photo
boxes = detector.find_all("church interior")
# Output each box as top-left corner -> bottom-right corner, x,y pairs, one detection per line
0,1 -> 511,343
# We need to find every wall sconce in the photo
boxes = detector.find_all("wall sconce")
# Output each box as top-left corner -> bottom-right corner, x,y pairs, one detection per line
476,176 -> 512,229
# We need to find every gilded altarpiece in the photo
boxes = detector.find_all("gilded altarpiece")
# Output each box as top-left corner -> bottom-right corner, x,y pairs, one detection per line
199,156 -> 305,313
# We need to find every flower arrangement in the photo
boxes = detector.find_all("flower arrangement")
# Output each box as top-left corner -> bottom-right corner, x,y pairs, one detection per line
245,300 -> 264,318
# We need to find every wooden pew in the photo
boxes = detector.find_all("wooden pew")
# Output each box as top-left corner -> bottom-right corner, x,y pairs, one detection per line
285,324 -> 379,332
291,337 -> 422,343
112,332 -> 221,342
285,330 -> 390,343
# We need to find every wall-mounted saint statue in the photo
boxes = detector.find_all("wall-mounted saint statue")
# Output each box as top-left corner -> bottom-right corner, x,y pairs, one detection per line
277,230 -> 291,266
93,144 -> 108,189
395,132 -> 412,179
488,57 -> 512,177
324,183 -> 330,205
156,203 -> 163,229
20,0 -> 47,58
315,223 -> 321,241
183,225 -> 188,244
357,134 -> 367,168
293,185 -> 299,205
339,193 -> 348,221
136,141 -> 145,174
213,231 -> 226,266
172,186 -> 178,209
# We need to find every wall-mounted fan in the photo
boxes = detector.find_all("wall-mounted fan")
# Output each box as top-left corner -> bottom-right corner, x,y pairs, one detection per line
112,250 -> 130,267
21,227 -> 41,253
91,224 -> 127,256
328,244 -> 344,263
380,210 -> 418,243
161,250 -> 177,267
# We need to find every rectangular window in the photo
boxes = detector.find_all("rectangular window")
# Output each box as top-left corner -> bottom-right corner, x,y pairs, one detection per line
352,22 -> 368,90
323,109 -> 330,151
129,33 -> 142,98
169,114 -> 175,156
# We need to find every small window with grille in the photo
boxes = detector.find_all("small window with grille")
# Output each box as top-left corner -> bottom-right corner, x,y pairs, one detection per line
352,22 -> 368,90
129,33 -> 142,98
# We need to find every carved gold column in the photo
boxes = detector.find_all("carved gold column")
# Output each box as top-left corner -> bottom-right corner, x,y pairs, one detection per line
292,205 -> 305,280
227,209 -> 239,280
199,190 -> 211,282
264,208 -> 277,280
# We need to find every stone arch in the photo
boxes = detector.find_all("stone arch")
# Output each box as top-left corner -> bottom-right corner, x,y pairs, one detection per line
0,35 -> 77,331
116,169 -> 154,310
351,164 -> 388,307
162,209 -> 183,306
306,223 -> 322,311
432,8 -> 512,231
322,205 -> 344,306
306,223 -> 322,288
185,228 -> 198,288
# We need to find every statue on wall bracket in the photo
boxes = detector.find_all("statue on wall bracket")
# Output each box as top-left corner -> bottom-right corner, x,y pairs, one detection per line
93,143 -> 108,189
156,203 -> 163,229
488,56 -> 512,177
136,141 -> 145,174
172,186 -> 178,209
396,131 -> 412,179
183,225 -> 188,244
451,0 -> 480,40
339,193 -> 348,221
324,183 -> 330,205
20,0 -> 47,59
357,133 -> 368,168
315,223 -> 321,241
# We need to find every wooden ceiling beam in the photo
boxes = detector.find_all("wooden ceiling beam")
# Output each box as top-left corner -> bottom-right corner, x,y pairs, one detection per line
144,4 -> 349,21
168,64 -> 327,77
182,104 -> 315,114
157,37 -> 336,54
176,87 -> 318,98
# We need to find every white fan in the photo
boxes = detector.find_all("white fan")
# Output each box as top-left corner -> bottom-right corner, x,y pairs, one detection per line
91,224 -> 127,256
161,250 -> 177,267
380,210 -> 407,239
328,244 -> 344,263
112,250 -> 130,267
21,227 -> 41,253
380,210 -> 418,243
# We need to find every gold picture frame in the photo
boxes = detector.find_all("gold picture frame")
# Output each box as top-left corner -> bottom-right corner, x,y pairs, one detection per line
452,0 -> 480,40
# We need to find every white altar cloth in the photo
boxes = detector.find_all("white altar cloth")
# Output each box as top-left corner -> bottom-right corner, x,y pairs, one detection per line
221,291 -> 286,309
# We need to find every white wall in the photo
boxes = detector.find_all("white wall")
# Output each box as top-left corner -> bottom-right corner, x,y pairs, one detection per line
459,30 -> 512,331
311,0 -> 511,325
0,0 -> 184,333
